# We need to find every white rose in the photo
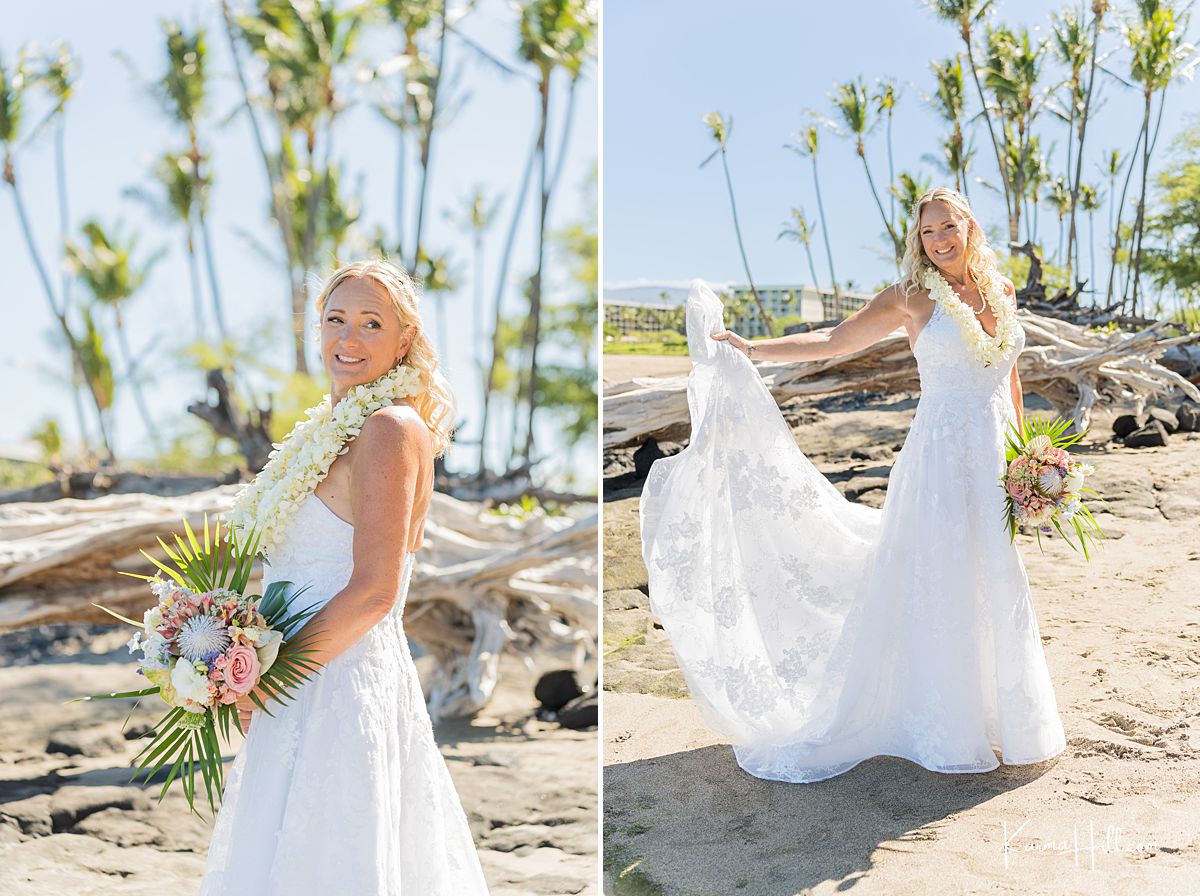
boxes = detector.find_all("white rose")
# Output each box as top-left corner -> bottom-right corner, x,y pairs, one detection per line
1063,471 -> 1084,493
254,629 -> 284,675
143,606 -> 164,633
170,658 -> 212,708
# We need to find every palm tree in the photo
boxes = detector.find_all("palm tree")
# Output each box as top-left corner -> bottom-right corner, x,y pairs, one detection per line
1051,6 -> 1092,283
515,0 -> 597,465
928,0 -> 1014,235
929,56 -> 971,193
231,0 -> 365,372
65,220 -> 163,451
983,24 -> 1049,249
778,208 -> 822,295
375,0 -> 441,263
3,49 -> 112,460
892,171 -> 934,247
787,125 -> 842,305
143,21 -> 230,343
1048,175 -> 1070,264
873,77 -> 900,234
831,78 -> 902,263
1080,182 -> 1101,300
1126,0 -> 1193,315
701,112 -> 774,336
447,186 -> 499,469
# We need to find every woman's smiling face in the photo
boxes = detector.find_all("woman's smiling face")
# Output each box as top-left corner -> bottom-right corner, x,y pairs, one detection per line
320,277 -> 413,396
919,199 -> 970,275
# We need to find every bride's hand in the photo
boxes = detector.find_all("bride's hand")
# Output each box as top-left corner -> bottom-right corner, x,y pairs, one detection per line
235,691 -> 261,733
710,329 -> 752,356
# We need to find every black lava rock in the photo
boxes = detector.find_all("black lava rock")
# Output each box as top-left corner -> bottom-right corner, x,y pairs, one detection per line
1147,407 -> 1179,434
556,690 -> 598,730
1176,400 -> 1200,433
1123,420 -> 1169,448
1112,414 -> 1145,439
534,669 -> 583,711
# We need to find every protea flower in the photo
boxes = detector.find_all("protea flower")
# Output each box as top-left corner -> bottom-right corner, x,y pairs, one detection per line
1037,466 -> 1065,497
177,614 -> 231,661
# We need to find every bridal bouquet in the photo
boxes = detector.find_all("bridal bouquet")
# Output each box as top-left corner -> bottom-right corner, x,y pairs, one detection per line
81,517 -> 320,815
1001,416 -> 1104,557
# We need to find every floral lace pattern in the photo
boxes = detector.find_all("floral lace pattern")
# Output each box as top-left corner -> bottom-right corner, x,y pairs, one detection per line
640,280 -> 1066,783
200,495 -> 489,894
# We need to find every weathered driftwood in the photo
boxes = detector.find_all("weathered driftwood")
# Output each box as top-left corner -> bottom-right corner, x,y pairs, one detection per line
0,486 -> 597,720
603,309 -> 1200,450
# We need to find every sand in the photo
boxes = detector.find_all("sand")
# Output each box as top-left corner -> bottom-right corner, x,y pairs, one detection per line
0,632 -> 597,896
602,358 -> 1200,896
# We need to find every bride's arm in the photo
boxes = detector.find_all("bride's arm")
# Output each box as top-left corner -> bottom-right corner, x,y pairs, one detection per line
287,407 -> 432,668
711,285 -> 909,362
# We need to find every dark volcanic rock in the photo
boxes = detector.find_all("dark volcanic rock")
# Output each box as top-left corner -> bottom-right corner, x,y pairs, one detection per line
1124,420 -> 1169,448
1112,413 -> 1146,439
1177,401 -> 1200,433
1147,407 -> 1179,434
556,690 -> 598,730
534,670 -> 583,711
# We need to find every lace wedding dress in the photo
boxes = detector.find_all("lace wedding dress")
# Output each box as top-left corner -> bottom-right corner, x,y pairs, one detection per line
200,493 -> 489,894
640,281 -> 1066,783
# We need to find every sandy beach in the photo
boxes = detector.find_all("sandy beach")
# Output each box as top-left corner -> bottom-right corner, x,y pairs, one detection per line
602,356 -> 1200,895
0,634 -> 597,896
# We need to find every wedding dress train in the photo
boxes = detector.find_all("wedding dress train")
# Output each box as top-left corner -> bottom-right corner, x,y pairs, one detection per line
200,493 -> 489,894
640,281 -> 1066,783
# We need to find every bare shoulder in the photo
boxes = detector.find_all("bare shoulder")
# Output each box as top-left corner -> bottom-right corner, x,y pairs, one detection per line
357,404 -> 433,463
1000,276 -> 1017,299
871,283 -> 907,309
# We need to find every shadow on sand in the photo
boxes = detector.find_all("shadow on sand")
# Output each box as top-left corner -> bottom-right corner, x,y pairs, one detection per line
604,743 -> 1057,896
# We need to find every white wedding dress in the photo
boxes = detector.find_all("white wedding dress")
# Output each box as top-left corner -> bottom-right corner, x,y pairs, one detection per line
640,281 -> 1066,783
200,493 -> 489,894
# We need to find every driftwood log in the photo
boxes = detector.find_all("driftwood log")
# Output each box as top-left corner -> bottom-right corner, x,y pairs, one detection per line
0,486 -> 597,721
604,309 -> 1200,450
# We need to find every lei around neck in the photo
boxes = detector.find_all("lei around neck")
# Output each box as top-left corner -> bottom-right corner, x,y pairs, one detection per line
921,266 -> 1021,368
228,364 -> 422,558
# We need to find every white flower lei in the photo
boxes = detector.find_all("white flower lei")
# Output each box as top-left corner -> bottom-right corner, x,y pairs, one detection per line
228,364 -> 423,558
922,266 -> 1021,367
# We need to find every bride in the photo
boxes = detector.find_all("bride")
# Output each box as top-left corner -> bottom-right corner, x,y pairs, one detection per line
201,259 -> 489,893
640,187 -> 1067,784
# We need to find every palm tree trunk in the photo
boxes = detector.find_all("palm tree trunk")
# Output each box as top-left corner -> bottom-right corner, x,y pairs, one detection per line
858,148 -> 902,264
197,202 -> 229,341
803,241 -> 820,297
720,150 -> 774,336
221,0 -> 302,359
521,75 -> 552,464
186,228 -> 207,340
411,0 -> 450,273
1069,8 -> 1104,284
53,117 -> 94,456
113,314 -> 162,452
1063,97 -> 1077,282
963,34 -> 1014,249
1088,208 -> 1096,305
810,155 -> 841,303
1131,88 -> 1168,316
885,109 -> 896,242
1129,92 -> 1154,315
1107,121 -> 1144,309
479,123 -> 538,474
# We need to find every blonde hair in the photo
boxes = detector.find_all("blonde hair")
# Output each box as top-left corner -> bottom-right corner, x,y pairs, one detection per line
314,258 -> 455,456
899,187 -> 1004,301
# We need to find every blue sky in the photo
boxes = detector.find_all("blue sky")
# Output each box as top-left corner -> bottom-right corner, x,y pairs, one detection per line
2,0 -> 596,486
603,0 -> 1200,304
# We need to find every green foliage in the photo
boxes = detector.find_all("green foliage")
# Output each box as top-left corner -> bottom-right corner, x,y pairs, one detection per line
30,418 -> 63,460
268,372 -> 326,443
77,306 -> 114,411
159,21 -> 207,127
65,219 -> 156,310
0,459 -> 53,491
999,253 -> 1069,292
1145,118 -> 1200,300
518,0 -> 597,80
1002,416 -> 1105,558
86,517 -> 321,816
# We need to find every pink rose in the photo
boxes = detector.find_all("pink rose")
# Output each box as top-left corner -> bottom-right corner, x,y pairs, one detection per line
219,644 -> 261,695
